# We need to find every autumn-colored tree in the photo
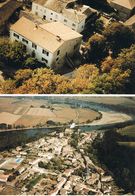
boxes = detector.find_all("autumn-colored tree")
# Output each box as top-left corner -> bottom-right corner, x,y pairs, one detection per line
94,67 -> 131,94
9,68 -> 71,94
113,45 -> 135,92
71,64 -> 99,93
101,57 -> 114,73
14,69 -> 33,87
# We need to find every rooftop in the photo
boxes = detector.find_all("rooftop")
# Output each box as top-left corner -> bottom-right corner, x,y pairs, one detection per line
33,0 -> 94,22
111,0 -> 135,10
10,17 -> 82,53
34,0 -> 76,13
125,14 -> 135,25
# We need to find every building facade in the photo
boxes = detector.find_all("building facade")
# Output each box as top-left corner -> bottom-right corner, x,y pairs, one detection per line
10,17 -> 82,69
31,0 -> 95,33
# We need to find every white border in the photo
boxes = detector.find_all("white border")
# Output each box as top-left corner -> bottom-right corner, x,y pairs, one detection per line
0,94 -> 135,97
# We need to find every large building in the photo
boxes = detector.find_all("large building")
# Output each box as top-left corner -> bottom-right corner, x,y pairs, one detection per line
10,17 -> 82,68
109,0 -> 135,20
31,0 -> 95,33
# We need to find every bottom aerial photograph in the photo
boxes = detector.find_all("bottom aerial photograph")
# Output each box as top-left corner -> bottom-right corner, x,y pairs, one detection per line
0,96 -> 135,195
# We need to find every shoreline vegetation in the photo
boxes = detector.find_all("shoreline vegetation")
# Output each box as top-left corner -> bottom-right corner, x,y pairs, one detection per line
88,128 -> 135,193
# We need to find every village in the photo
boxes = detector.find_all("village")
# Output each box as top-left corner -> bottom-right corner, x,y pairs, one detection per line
0,0 -> 135,72
0,127 -> 118,195
0,97 -> 134,195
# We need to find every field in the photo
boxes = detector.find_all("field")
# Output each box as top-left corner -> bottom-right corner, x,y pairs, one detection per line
0,98 -> 100,128
0,112 -> 21,125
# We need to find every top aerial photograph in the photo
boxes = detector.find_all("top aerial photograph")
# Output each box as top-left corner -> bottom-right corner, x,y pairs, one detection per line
0,0 -> 135,94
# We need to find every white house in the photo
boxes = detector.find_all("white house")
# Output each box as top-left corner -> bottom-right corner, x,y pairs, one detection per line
31,0 -> 95,33
109,0 -> 135,20
10,16 -> 82,68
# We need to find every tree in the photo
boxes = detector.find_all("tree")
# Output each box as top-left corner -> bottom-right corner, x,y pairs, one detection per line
103,22 -> 135,57
86,34 -> 108,64
71,64 -> 99,93
14,69 -> 33,87
0,38 -> 43,70
94,19 -> 105,33
24,57 -> 44,69
5,68 -> 72,94
7,41 -> 27,66
94,67 -> 130,94
101,57 -> 114,73
114,45 -> 135,93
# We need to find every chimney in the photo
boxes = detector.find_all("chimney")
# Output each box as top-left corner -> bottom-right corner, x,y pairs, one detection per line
56,35 -> 62,42
34,23 -> 38,30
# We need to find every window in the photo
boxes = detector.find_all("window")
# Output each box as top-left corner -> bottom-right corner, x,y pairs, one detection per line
13,33 -> 19,39
57,50 -> 60,55
74,43 -> 79,50
22,38 -> 28,44
22,44 -> 27,50
42,57 -> 48,64
64,19 -> 67,22
56,57 -> 59,61
50,18 -> 52,20
35,12 -> 38,16
43,15 -> 46,20
32,50 -> 36,58
51,13 -> 53,15
72,23 -> 76,27
42,49 -> 49,56
32,43 -> 37,49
